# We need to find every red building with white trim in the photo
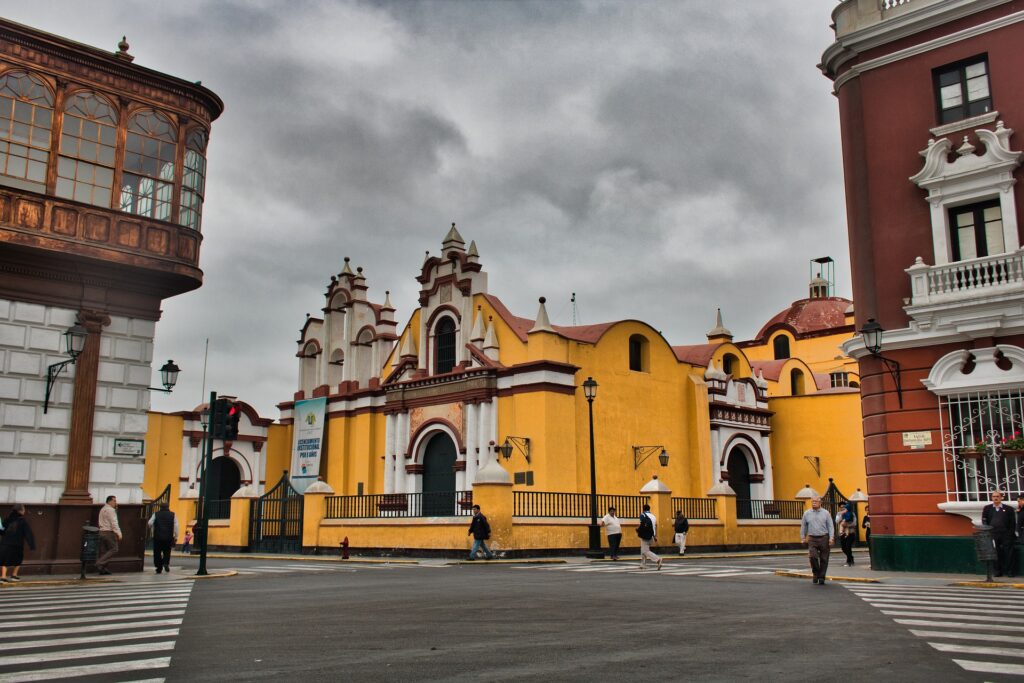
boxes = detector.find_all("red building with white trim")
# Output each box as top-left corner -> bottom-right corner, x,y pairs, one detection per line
822,0 -> 1024,571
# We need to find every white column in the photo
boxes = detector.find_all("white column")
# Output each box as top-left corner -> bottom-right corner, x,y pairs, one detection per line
394,412 -> 407,494
477,399 -> 494,471
455,466 -> 466,492
465,402 -> 478,485
320,312 -> 332,388
760,434 -> 775,498
384,413 -> 396,494
710,428 -> 721,483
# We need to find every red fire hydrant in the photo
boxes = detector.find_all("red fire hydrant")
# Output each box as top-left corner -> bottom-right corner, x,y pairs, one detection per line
341,536 -> 350,560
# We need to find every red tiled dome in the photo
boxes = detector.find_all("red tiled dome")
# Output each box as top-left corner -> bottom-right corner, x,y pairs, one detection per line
755,297 -> 852,340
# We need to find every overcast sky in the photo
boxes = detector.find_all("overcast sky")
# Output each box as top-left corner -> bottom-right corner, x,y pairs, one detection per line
9,1 -> 849,418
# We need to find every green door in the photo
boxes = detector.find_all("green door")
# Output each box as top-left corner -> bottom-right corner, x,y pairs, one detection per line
422,433 -> 456,516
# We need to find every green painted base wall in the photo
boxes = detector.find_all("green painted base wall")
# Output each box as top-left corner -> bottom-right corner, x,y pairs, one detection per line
871,534 -> 1021,574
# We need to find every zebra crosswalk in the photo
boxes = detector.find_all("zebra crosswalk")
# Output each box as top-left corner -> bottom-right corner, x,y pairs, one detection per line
0,580 -> 193,682
519,562 -> 774,579
846,583 -> 1024,677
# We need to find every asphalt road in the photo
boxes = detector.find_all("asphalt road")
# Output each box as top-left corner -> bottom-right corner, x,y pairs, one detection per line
160,554 -> 974,682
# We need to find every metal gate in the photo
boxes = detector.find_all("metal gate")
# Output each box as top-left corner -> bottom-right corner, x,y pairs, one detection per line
821,478 -> 853,541
248,472 -> 303,553
144,484 -> 171,550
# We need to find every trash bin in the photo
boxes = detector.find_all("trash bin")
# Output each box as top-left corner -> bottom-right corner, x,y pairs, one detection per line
80,525 -> 99,580
974,524 -> 997,581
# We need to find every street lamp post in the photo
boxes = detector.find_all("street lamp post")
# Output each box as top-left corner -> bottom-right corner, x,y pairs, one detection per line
583,377 -> 603,559
196,391 -> 215,576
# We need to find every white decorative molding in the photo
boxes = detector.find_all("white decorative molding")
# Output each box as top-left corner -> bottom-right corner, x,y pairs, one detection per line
826,5 -> 1023,92
910,122 -> 1022,266
938,501 -> 988,525
930,111 -> 1000,137
922,345 -> 1024,395
640,476 -> 671,494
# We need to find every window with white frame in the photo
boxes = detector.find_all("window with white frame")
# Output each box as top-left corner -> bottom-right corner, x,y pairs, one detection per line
934,56 -> 992,125
949,200 -> 1003,262
940,390 -> 1024,502
830,371 -> 850,388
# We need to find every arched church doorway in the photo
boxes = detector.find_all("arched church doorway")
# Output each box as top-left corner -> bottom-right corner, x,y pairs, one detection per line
207,456 -> 241,518
422,432 -> 456,515
727,448 -> 752,519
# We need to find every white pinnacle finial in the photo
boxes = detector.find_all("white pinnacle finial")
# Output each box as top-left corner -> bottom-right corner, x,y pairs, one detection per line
529,297 -> 554,333
707,308 -> 732,339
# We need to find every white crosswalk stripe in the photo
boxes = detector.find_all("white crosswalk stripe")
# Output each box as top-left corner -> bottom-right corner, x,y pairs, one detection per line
0,581 -> 192,682
847,584 -> 1024,677
519,563 -> 773,579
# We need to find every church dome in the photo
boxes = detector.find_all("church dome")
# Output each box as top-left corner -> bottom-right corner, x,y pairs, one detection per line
754,296 -> 853,340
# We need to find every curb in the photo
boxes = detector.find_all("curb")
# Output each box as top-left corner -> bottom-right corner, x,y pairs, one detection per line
774,570 -> 881,584
181,570 -> 238,580
172,552 -> 419,565
447,559 -> 567,566
951,581 -> 1024,589
0,577 -> 118,588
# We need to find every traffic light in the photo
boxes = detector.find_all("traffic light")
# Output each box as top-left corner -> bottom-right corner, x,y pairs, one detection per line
209,397 -> 231,439
224,401 -> 242,440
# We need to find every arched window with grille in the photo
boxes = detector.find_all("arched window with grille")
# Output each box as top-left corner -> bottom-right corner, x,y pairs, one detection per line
180,128 -> 208,229
0,71 -> 53,193
120,110 -> 176,221
56,91 -> 117,207
435,317 -> 457,374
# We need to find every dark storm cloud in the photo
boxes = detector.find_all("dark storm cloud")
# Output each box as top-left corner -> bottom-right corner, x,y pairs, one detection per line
7,2 -> 848,416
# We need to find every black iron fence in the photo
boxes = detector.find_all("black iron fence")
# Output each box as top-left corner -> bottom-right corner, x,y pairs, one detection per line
513,492 -> 649,518
670,497 -> 718,520
324,491 -> 474,519
737,498 -> 804,520
206,499 -> 232,520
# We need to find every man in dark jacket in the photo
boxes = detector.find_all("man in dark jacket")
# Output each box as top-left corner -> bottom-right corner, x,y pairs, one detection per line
148,502 -> 179,574
982,491 -> 1016,577
467,505 -> 495,561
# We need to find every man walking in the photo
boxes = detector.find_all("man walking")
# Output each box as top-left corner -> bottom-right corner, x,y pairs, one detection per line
800,496 -> 835,585
637,504 -> 662,570
148,502 -> 179,574
599,506 -> 622,560
96,495 -> 122,575
983,491 -> 1016,577
467,504 -> 495,561
673,510 -> 689,555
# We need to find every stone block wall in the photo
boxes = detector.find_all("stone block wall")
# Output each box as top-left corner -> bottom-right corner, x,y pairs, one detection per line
0,298 -> 154,504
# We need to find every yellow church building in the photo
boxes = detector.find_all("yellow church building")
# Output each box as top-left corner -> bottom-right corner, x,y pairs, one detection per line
143,226 -> 866,554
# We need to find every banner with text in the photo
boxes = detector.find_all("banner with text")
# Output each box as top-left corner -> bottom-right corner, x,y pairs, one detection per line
290,397 -> 327,494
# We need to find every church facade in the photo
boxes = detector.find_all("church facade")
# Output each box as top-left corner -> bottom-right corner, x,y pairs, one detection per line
146,227 -> 866,553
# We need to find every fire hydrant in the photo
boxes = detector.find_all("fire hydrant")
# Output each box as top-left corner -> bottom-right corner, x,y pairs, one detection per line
340,536 -> 350,560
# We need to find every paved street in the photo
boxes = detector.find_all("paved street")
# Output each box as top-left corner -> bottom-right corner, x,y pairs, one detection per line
2,552 -> 1017,682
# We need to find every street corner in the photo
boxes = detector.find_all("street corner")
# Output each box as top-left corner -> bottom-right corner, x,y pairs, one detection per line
950,580 -> 1024,589
181,569 -> 239,580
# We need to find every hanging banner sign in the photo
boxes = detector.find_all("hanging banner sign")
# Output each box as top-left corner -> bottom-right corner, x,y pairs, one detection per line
290,397 -> 327,493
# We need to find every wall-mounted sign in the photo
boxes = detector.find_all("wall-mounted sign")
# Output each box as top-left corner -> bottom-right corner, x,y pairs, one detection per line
902,431 -> 932,449
114,438 -> 145,457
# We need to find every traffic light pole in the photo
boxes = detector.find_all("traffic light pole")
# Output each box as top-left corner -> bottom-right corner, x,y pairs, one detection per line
196,390 -> 215,576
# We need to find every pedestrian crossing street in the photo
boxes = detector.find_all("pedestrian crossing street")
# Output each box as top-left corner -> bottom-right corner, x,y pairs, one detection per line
519,562 -> 774,579
232,561 -> 436,576
846,583 -> 1024,678
0,580 -> 193,682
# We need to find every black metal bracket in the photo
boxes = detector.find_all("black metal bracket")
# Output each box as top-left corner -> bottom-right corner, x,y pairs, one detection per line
148,386 -> 173,393
872,353 -> 903,408
43,358 -> 76,414
499,436 -> 531,463
633,445 -> 664,469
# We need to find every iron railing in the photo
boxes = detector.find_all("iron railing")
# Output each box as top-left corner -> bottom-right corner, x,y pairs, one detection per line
737,498 -> 804,520
513,492 -> 649,518
670,497 -> 718,520
206,499 -> 232,520
324,491 -> 474,519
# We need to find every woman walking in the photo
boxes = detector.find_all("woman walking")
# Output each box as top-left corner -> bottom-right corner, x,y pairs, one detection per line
0,504 -> 35,582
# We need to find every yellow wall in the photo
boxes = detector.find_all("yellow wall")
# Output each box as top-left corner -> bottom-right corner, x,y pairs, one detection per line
143,412 -> 184,508
769,392 -> 866,499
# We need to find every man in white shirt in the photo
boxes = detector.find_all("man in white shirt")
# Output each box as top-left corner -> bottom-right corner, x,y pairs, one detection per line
96,495 -> 122,575
599,506 -> 622,560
